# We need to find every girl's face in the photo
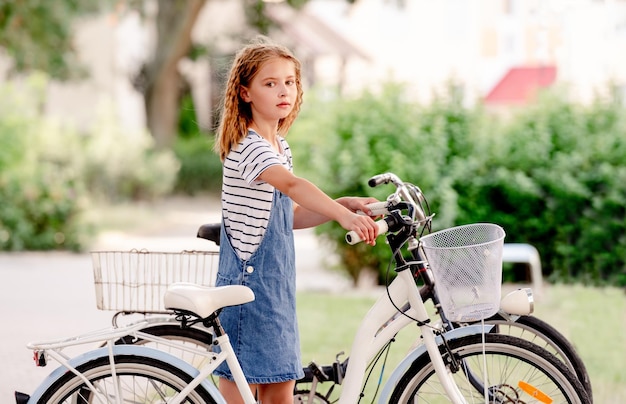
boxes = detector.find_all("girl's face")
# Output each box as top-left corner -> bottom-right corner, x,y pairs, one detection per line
240,57 -> 298,126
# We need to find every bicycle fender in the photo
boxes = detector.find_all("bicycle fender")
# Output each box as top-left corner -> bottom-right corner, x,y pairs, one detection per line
26,345 -> 224,404
377,324 -> 494,403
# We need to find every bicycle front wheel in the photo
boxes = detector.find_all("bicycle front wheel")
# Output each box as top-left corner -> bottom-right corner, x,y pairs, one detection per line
484,314 -> 592,397
36,354 -> 217,403
390,333 -> 589,403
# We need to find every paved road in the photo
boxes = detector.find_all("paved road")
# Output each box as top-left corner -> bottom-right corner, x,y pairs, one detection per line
0,200 -> 351,402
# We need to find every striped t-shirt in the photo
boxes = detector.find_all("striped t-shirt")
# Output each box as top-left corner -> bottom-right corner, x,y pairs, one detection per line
222,130 -> 293,260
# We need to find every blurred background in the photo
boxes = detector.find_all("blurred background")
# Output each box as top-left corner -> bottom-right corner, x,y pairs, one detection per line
1,0 -> 625,401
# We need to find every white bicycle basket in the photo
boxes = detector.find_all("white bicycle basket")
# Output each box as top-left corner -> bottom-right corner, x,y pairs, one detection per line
420,223 -> 505,322
91,250 -> 219,312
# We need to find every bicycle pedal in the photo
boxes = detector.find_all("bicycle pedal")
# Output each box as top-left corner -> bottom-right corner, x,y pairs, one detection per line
307,361 -> 330,382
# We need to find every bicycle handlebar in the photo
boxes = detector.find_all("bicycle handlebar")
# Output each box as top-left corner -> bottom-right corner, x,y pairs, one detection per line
345,173 -> 429,244
357,201 -> 390,217
345,218 -> 390,245
368,172 -> 402,188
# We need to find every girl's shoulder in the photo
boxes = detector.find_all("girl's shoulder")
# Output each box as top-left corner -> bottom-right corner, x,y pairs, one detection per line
230,132 -> 276,166
241,130 -> 264,145
232,131 -> 267,153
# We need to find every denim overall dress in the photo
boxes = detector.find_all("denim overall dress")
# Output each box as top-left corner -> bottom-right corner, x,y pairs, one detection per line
213,189 -> 304,384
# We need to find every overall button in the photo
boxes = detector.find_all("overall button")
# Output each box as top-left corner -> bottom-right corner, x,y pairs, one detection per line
246,266 -> 254,274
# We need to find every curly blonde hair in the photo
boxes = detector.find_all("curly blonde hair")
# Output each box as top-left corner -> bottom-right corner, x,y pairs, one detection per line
214,37 -> 304,161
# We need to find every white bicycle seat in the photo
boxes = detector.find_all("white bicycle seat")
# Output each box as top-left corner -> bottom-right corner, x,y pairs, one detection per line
164,283 -> 255,318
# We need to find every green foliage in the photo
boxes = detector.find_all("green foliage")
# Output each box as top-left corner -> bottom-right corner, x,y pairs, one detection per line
80,108 -> 180,202
290,84 -> 626,286
0,170 -> 87,251
0,77 -> 88,250
475,92 -> 626,286
0,0 -> 104,79
173,91 -> 222,195
173,133 -> 223,195
244,0 -> 309,34
291,84 -> 484,284
177,94 -> 203,139
292,86 -> 414,283
0,76 -> 180,251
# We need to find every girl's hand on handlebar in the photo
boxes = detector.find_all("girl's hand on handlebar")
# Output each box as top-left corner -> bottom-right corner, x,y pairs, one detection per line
338,211 -> 379,246
337,197 -> 382,218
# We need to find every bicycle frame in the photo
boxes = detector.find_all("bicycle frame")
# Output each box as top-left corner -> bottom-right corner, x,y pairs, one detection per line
23,173 -> 530,404
340,267 -> 467,403
25,269 -> 471,404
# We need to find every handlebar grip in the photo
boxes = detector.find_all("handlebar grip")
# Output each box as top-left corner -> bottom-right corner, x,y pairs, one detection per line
357,201 -> 389,217
368,173 -> 399,188
368,174 -> 391,188
345,219 -> 389,245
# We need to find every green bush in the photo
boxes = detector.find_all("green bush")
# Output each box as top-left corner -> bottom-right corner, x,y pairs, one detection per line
289,84 -> 626,286
0,76 -> 88,250
0,75 -> 181,251
290,84 -> 484,284
0,170 -> 87,251
172,92 -> 222,195
177,94 -> 202,140
173,134 -> 223,195
458,91 -> 626,285
80,112 -> 180,202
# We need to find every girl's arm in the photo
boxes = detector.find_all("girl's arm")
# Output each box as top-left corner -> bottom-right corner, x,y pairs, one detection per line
291,196 -> 379,229
258,165 -> 379,245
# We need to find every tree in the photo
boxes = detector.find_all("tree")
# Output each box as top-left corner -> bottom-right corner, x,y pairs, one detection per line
0,0 -> 100,80
0,0 -> 314,148
137,0 -> 308,148
137,0 -> 206,149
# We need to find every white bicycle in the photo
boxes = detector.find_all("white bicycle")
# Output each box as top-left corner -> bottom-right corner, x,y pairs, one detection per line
18,173 -> 590,403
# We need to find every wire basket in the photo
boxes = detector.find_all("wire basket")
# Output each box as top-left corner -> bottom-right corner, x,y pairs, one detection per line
91,250 -> 219,312
420,223 -> 505,322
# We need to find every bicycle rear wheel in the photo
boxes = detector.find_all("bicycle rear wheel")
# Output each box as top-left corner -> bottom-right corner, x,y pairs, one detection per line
115,324 -> 213,369
36,354 -> 217,403
390,333 -> 589,403
483,314 -> 592,397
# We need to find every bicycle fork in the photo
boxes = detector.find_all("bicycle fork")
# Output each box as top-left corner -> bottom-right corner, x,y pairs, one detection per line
438,330 -> 500,402
402,270 -> 468,404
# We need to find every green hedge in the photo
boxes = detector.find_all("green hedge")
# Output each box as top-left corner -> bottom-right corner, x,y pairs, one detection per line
461,92 -> 626,286
289,84 -> 626,286
173,134 -> 223,195
0,75 -> 180,251
0,76 -> 87,251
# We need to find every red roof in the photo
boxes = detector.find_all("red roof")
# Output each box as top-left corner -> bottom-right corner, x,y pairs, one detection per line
484,66 -> 557,105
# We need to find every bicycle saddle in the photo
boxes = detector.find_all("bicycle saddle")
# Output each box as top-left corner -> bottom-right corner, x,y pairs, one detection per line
197,223 -> 221,245
164,283 -> 254,318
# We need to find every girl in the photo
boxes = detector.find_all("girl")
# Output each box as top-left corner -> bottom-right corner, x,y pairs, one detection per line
213,37 -> 379,404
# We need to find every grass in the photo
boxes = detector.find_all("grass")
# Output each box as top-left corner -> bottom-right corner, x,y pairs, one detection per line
533,284 -> 626,403
297,285 -> 626,403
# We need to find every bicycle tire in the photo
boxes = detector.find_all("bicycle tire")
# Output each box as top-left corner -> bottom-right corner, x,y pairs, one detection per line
390,333 -> 590,403
115,324 -> 213,369
36,353 -> 217,403
482,314 -> 593,398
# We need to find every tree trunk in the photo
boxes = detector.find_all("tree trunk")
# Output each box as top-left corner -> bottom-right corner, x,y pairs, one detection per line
144,0 -> 206,149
